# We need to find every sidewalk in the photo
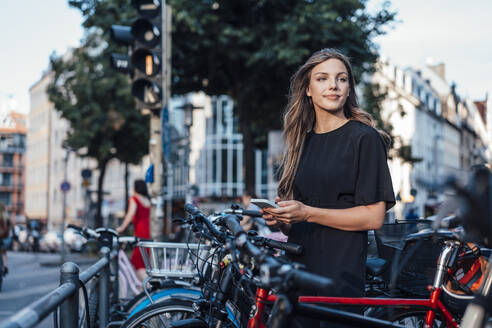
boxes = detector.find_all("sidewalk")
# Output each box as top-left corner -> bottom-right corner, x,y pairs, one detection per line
37,251 -> 99,267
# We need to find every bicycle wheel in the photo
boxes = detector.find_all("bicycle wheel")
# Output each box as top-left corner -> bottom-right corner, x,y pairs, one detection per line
373,308 -> 445,327
125,287 -> 202,318
122,299 -> 196,328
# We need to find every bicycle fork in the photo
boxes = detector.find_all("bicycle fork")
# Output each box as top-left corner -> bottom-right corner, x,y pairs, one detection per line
425,242 -> 459,328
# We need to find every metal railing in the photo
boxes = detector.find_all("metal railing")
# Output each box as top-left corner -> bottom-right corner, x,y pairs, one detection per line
0,247 -> 119,328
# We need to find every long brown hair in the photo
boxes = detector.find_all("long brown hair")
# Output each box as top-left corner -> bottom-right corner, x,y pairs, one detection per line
278,48 -> 385,199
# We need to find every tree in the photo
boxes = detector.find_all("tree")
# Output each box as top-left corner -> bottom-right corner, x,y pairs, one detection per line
362,80 -> 423,164
169,0 -> 396,191
48,0 -> 149,227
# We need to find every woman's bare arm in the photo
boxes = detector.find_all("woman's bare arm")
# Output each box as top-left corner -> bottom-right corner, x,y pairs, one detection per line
264,200 -> 386,231
116,199 -> 137,234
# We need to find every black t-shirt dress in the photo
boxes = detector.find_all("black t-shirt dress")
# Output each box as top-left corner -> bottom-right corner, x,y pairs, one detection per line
288,120 -> 395,297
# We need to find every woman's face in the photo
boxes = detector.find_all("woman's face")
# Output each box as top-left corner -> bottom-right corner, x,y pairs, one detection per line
306,58 -> 350,113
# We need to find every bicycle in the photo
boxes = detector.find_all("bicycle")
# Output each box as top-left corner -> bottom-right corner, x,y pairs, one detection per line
169,205 -> 490,328
120,205 -> 308,328
440,169 -> 492,328
151,208 -> 402,328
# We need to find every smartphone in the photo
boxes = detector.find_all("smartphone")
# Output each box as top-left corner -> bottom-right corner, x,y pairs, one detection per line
250,198 -> 279,209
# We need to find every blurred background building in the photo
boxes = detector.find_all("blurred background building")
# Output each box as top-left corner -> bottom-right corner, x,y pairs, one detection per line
374,58 -> 489,220
0,110 -> 26,224
26,69 -> 148,231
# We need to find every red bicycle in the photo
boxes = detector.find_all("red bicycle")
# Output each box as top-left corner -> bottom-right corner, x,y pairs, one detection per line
248,228 -> 483,328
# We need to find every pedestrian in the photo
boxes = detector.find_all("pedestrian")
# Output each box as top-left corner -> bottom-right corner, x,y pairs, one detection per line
0,202 -> 11,276
262,48 -> 395,327
116,179 -> 151,281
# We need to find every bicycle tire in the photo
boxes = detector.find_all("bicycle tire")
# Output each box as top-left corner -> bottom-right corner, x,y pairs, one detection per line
125,287 -> 202,318
121,299 -> 196,328
373,308 -> 446,327
88,281 -> 99,328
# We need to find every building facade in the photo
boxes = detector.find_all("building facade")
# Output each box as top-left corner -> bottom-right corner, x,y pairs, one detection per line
374,58 -> 490,219
0,112 -> 26,223
27,71 -> 147,230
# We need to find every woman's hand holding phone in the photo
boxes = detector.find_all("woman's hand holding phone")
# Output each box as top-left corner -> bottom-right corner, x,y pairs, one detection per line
261,197 -> 291,235
263,197 -> 309,225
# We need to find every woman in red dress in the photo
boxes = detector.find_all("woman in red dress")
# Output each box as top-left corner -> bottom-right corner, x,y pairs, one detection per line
116,179 -> 151,281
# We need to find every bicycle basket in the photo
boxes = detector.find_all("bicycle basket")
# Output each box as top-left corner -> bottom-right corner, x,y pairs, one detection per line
138,241 -> 211,279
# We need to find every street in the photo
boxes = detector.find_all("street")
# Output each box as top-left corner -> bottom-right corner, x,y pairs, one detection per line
0,251 -> 95,327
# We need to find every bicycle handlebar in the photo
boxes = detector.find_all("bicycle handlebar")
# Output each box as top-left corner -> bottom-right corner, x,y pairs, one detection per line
118,236 -> 139,244
223,214 -> 333,291
68,224 -> 142,245
290,267 -> 333,291
68,224 -> 100,239
224,214 -> 243,236
185,203 -> 227,242
405,228 -> 462,243
439,215 -> 462,229
222,208 -> 263,217
263,238 -> 304,256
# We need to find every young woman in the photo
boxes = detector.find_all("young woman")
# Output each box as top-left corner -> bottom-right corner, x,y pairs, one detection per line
117,179 -> 151,281
263,48 -> 395,325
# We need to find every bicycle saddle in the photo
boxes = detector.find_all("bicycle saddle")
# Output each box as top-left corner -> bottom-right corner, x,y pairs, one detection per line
366,258 -> 388,277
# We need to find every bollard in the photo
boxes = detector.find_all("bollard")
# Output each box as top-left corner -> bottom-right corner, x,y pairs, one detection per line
99,247 -> 110,328
60,262 -> 80,328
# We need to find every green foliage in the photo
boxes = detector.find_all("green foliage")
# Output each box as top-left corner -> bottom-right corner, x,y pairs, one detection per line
361,81 -> 394,141
48,0 -> 149,226
169,0 -> 396,188
362,81 -> 422,164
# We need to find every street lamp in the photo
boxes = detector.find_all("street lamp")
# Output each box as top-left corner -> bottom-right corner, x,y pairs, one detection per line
175,102 -> 203,203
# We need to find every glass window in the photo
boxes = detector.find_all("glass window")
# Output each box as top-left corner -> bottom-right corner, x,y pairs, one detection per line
1,173 -> 12,186
0,192 -> 11,205
2,154 -> 13,167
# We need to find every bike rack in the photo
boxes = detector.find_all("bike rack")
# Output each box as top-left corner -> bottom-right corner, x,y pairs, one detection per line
0,246 -> 119,328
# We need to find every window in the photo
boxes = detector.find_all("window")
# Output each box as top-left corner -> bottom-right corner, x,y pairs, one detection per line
0,192 -> 11,205
0,173 -> 12,186
2,154 -> 13,167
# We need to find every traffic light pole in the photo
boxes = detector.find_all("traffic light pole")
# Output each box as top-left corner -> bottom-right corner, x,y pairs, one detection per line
149,115 -> 163,240
109,1 -> 169,240
149,3 -> 171,240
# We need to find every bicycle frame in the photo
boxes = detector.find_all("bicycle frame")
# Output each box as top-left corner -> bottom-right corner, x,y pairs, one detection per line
248,241 -> 462,328
118,248 -> 143,297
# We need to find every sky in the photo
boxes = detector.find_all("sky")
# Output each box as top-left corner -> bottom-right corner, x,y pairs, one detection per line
0,1 -> 84,115
0,0 -> 491,115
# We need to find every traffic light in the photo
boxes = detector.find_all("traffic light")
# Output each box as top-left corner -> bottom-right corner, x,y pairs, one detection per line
110,0 -> 162,114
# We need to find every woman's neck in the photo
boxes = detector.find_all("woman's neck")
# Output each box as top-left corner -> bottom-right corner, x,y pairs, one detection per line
313,108 -> 348,133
